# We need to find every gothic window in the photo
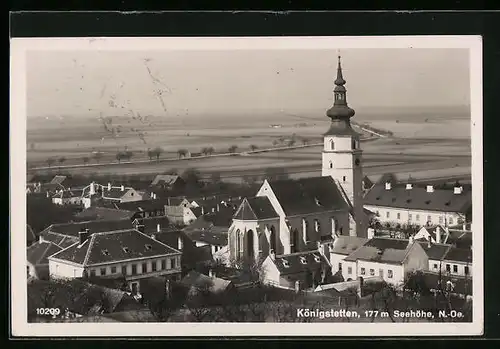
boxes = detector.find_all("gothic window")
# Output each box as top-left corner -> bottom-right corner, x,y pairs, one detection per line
329,161 -> 333,169
352,139 -> 356,150
330,139 -> 335,150
302,219 -> 309,242
247,230 -> 254,259
235,229 -> 241,257
269,226 -> 277,253
343,176 -> 346,182
291,229 -> 299,253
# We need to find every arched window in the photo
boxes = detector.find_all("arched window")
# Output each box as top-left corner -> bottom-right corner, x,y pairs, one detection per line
330,139 -> 335,150
314,219 -> 321,233
235,229 -> 241,257
329,161 -> 333,169
352,139 -> 357,150
247,230 -> 254,259
302,219 -> 309,242
269,226 -> 277,254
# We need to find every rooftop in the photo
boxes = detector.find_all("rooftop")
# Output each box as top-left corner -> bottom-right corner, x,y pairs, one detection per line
417,241 -> 452,261
102,187 -> 135,199
75,207 -> 136,221
330,236 -> 369,256
266,176 -> 349,216
180,270 -> 232,294
184,229 -> 228,246
151,174 -> 183,186
233,196 -> 279,221
443,247 -> 472,263
115,200 -> 166,212
40,219 -> 134,238
27,241 -> 63,266
49,229 -> 181,266
273,250 -> 329,275
344,237 -> 412,264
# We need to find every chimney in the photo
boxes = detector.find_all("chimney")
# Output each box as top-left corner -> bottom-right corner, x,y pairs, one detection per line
436,226 -> 441,244
295,280 -> 301,294
212,207 -> 215,213
216,203 -> 220,212
89,182 -> 95,195
108,183 -> 112,191
157,223 -> 161,233
426,185 -> 434,193
150,192 -> 154,199
462,223 -> 466,231
151,234 -> 156,240
208,269 -> 214,278
427,236 -> 432,248
177,236 -> 183,250
385,182 -> 391,190
406,183 -> 412,190
201,206 -> 205,215
79,229 -> 90,244
454,186 -> 463,195
153,193 -> 157,199
408,235 -> 414,246
46,191 -> 50,198
121,185 -> 125,191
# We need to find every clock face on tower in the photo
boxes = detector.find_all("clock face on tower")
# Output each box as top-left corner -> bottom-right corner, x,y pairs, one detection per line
355,158 -> 361,166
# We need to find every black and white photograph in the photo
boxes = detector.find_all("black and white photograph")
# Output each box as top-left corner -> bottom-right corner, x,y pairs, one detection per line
10,36 -> 483,336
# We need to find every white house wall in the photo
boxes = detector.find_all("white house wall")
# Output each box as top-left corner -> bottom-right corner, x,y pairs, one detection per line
49,260 -> 85,279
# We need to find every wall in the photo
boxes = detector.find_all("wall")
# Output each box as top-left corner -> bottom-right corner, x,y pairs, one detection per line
440,260 -> 472,277
165,205 -> 185,225
356,260 -> 405,287
49,260 -> 85,278
365,204 -> 466,227
118,189 -> 142,203
403,242 -> 429,275
330,252 -> 349,275
341,260 -> 358,281
260,256 -> 281,286
182,207 -> 198,225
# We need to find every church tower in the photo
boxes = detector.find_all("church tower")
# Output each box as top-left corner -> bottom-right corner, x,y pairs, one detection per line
322,56 -> 366,237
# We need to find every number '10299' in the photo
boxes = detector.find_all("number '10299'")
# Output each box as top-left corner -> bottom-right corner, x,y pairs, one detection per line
36,308 -> 61,317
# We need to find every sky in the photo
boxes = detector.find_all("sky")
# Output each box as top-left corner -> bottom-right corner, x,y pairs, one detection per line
26,48 -> 470,118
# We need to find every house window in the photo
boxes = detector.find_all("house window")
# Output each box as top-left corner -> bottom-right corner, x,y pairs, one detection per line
397,213 -> 401,220
449,217 -> 454,225
338,263 -> 342,271
161,260 -> 166,270
453,265 -> 458,273
343,176 -> 346,182
408,213 -> 412,221
171,258 -> 176,269
152,261 -> 157,272
386,212 -> 390,219
131,264 -> 137,275
347,267 -> 352,274
90,269 -> 96,277
445,264 -> 451,272
111,266 -> 117,274
427,215 -> 432,223
100,268 -> 106,276
360,267 -> 366,275
369,269 -> 375,276
433,264 -> 438,270
329,161 -> 333,169
142,262 -> 148,274
387,270 -> 393,279
465,266 -> 469,275
379,269 -> 384,277
330,140 -> 335,150
121,265 -> 127,275
439,216 -> 443,224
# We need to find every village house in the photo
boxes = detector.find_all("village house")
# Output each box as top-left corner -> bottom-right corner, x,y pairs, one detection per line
417,239 -> 453,273
179,270 -> 234,297
150,174 -> 186,191
51,189 -> 83,206
341,237 -> 429,287
260,250 -> 332,290
328,235 -> 369,276
101,183 -> 142,204
364,174 -> 472,228
115,199 -> 166,220
440,246 -> 472,277
74,206 -> 136,222
164,197 -> 201,225
38,219 -> 135,249
48,228 -> 183,295
27,241 -> 63,280
413,224 -> 449,244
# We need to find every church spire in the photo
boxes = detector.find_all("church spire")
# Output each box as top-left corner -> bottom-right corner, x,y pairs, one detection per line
324,55 -> 357,136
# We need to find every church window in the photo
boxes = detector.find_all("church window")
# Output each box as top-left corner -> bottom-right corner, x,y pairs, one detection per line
269,226 -> 277,254
329,161 -> 333,169
302,219 -> 309,242
331,217 -> 337,234
330,140 -> 335,150
352,139 -> 357,150
343,176 -> 346,182
290,229 -> 299,253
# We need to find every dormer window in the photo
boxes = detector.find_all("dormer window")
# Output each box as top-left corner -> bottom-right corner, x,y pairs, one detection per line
314,219 -> 321,233
313,253 -> 321,263
145,244 -> 152,251
102,249 -> 109,256
282,259 -> 290,268
300,256 -> 307,264
122,247 -> 130,253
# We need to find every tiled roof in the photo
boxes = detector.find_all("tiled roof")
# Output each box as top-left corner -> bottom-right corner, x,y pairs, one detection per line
364,175 -> 472,213
51,175 -> 67,185
102,187 -> 133,199
50,229 -> 181,266
180,271 -> 232,293
273,251 -> 329,275
447,230 -> 472,249
344,238 -> 412,264
185,230 -> 228,246
443,247 -> 472,263
75,207 -> 136,221
115,200 -> 166,212
234,197 -> 278,220
362,175 -> 374,189
27,224 -> 37,245
202,208 -> 236,227
40,219 -> 134,238
165,197 -> 189,206
267,176 -> 349,216
27,241 -> 63,265
151,174 -> 181,186
330,236 -> 369,256
417,241 -> 452,261
41,232 -> 78,249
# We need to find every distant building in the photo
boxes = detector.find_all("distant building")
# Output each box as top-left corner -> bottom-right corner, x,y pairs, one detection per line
164,197 -> 200,225
440,247 -> 472,277
52,190 -> 82,206
328,235 -> 369,276
150,174 -> 186,191
48,228 -> 182,295
101,184 -> 142,204
27,241 -> 63,280
341,237 -> 429,287
364,174 -> 472,228
179,270 -> 234,296
74,206 -> 136,222
115,199 -> 166,219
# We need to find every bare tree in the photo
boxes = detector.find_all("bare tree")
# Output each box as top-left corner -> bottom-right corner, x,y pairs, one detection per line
177,149 -> 188,158
228,145 -> 238,154
249,144 -> 258,152
301,138 -> 309,146
287,139 -> 296,147
82,157 -> 90,166
206,146 -> 215,155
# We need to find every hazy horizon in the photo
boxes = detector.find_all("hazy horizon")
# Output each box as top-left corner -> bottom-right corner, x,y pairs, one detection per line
26,48 -> 471,119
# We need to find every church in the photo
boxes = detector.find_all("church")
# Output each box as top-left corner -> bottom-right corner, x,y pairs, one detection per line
228,56 -> 369,267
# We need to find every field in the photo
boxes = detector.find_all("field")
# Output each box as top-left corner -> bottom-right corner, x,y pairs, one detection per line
26,108 -> 471,183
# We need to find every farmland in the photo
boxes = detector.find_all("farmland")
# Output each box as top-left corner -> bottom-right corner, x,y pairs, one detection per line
26,108 -> 471,183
